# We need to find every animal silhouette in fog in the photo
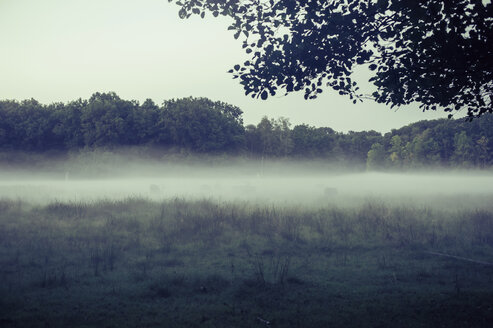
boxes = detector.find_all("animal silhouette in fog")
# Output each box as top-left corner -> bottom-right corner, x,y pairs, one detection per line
324,187 -> 338,196
149,184 -> 161,194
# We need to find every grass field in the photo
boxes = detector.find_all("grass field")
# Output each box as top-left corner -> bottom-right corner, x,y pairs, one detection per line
1,197 -> 492,327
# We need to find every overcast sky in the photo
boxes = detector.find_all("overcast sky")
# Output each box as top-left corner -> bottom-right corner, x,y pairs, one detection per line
0,0 -> 452,133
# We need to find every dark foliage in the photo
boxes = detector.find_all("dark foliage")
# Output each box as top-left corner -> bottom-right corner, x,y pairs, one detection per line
1,92 -> 492,168
0,93 -> 245,153
170,0 -> 493,117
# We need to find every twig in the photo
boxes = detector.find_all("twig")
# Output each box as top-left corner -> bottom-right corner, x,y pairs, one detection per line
257,316 -> 270,325
425,251 -> 493,266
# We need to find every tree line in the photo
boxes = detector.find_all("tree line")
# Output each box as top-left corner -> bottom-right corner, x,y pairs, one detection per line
0,92 -> 492,168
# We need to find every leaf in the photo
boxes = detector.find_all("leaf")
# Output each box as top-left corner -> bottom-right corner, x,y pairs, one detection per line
261,90 -> 268,100
234,64 -> 240,71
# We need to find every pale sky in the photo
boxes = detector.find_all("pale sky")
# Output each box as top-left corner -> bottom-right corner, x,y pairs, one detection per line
0,0 -> 451,133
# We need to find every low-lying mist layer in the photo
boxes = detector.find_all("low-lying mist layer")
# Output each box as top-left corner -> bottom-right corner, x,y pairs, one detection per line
1,155 -> 492,210
0,198 -> 492,327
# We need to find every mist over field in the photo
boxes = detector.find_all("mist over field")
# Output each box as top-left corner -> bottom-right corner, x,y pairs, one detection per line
1,153 -> 492,210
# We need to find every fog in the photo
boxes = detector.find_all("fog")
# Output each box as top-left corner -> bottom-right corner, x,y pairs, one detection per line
1,155 -> 492,210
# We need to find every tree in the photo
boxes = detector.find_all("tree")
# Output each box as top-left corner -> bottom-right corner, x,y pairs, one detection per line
476,136 -> 490,167
52,99 -> 87,149
389,135 -> 403,167
291,124 -> 336,158
276,117 -> 293,156
255,116 -> 280,156
170,0 -> 493,118
160,97 -> 245,152
0,100 -> 19,149
0,99 -> 59,151
407,128 -> 441,166
339,130 -> 382,162
366,143 -> 387,170
134,99 -> 161,144
81,92 -> 138,147
453,131 -> 475,166
255,116 -> 293,156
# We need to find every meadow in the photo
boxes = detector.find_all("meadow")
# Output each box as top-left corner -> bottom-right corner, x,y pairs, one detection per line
1,194 -> 493,327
